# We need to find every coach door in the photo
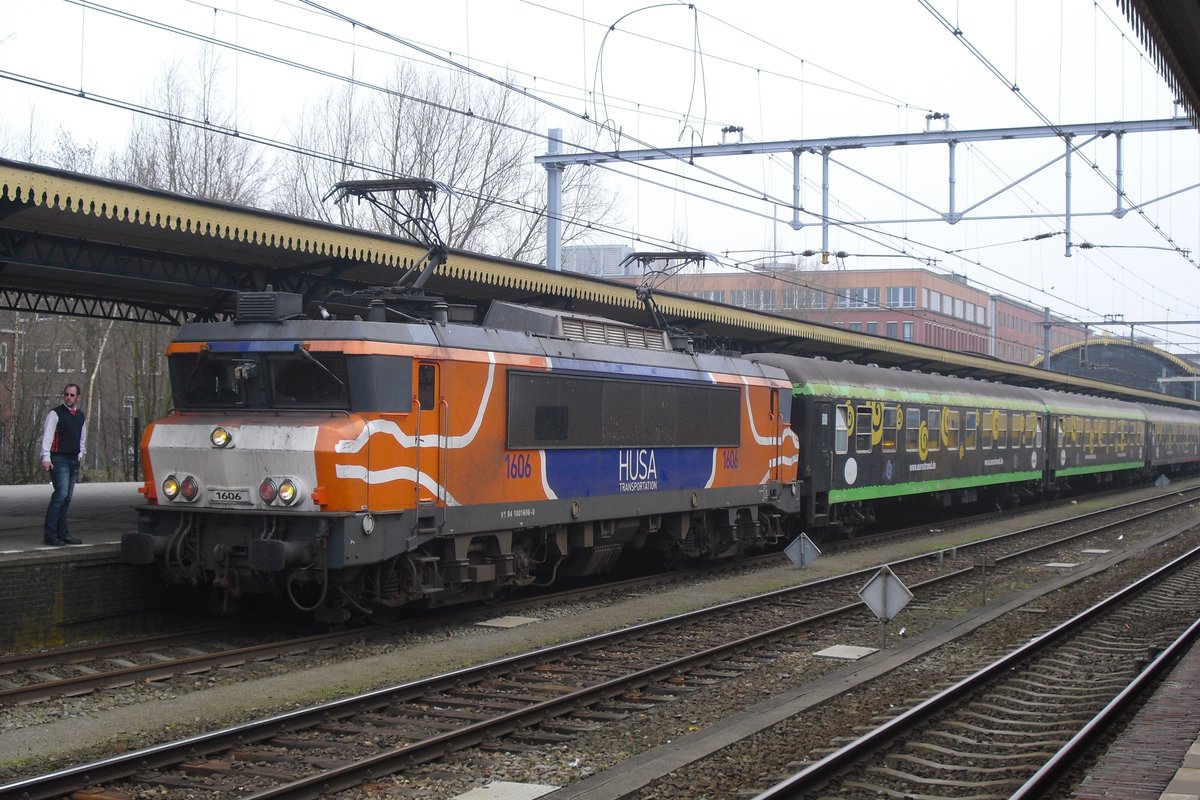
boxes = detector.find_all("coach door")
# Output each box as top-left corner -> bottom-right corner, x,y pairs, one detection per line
814,402 -> 833,490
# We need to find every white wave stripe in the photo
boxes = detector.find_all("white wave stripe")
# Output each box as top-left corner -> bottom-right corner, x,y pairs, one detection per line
761,453 -> 800,484
335,464 -> 460,506
335,353 -> 496,454
740,375 -> 789,446
538,451 -> 558,500
705,448 -> 717,489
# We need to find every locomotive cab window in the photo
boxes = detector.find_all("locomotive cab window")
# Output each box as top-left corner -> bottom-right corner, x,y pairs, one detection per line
173,353 -> 252,408
267,352 -> 350,409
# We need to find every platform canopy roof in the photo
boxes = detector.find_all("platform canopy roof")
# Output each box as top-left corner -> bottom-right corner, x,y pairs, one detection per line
1120,0 -> 1200,130
4,158 -> 1199,410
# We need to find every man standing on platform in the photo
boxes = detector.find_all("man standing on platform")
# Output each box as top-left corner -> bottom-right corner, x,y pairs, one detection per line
40,383 -> 87,546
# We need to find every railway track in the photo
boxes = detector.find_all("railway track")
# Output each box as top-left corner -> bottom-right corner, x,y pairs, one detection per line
0,551 -> 792,707
3,487 -> 1198,798
752,543 -> 1200,800
0,505 -> 1045,707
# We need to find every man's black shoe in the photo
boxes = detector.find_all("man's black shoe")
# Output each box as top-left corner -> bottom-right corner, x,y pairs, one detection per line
43,537 -> 65,546
60,535 -> 82,545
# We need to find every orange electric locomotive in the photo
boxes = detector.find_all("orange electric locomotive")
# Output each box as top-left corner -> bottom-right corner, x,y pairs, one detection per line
122,291 -> 801,622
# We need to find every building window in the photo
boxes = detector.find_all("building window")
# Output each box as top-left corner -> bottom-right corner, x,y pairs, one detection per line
887,321 -> 898,338
886,286 -> 916,308
837,287 -> 879,309
0,341 -> 7,372
929,290 -> 941,311
902,322 -> 914,341
942,295 -> 953,315
57,346 -> 85,373
730,289 -> 775,310
848,322 -> 862,332
954,298 -> 965,319
866,321 -> 877,335
34,346 -> 52,373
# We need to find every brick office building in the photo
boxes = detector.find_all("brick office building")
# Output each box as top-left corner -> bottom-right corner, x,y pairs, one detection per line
604,263 -> 1085,364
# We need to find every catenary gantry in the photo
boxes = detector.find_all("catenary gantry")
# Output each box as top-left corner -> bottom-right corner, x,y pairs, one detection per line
1,157 -> 1196,409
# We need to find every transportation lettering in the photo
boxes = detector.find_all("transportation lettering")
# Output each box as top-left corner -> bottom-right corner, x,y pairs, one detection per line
619,448 -> 658,492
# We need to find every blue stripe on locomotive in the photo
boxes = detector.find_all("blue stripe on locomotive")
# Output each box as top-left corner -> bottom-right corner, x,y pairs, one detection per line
544,447 -> 714,496
209,340 -> 303,352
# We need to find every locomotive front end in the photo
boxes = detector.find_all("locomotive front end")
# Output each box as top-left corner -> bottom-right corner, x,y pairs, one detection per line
122,296 -> 402,619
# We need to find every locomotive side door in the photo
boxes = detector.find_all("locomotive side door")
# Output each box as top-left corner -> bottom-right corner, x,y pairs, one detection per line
414,361 -> 443,507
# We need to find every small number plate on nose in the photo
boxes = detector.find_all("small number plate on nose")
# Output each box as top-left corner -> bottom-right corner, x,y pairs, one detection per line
209,488 -> 251,505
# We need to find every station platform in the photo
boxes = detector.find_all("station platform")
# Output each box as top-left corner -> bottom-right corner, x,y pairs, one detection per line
0,481 -> 140,560
1072,633 -> 1200,800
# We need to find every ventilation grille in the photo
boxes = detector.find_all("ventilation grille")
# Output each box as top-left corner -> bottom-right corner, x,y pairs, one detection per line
560,317 -> 669,350
236,292 -> 303,322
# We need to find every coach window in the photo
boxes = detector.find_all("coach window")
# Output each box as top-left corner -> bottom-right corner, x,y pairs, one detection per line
964,410 -> 977,449
981,410 -> 994,449
1084,418 -> 1094,451
855,405 -> 873,453
997,412 -> 1009,448
927,408 -> 941,451
1012,413 -> 1025,448
1024,412 -> 1037,447
905,408 -> 921,452
1116,420 -> 1126,449
944,410 -> 959,450
835,405 -> 849,454
881,405 -> 898,453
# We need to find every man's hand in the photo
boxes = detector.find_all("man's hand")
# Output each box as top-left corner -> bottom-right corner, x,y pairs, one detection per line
41,460 -> 51,472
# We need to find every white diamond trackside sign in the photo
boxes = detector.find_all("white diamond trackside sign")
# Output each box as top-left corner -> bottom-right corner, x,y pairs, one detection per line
858,565 -> 913,623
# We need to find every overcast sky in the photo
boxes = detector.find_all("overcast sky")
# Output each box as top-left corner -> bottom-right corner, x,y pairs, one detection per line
2,1 -> 1198,352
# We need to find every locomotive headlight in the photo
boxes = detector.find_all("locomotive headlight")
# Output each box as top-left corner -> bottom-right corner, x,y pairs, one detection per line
259,478 -> 278,504
162,475 -> 181,500
180,476 -> 201,502
277,479 -> 300,506
210,426 -> 232,448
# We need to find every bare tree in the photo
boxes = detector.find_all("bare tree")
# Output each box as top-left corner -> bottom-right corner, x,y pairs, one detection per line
274,64 -> 617,264
116,55 -> 268,203
273,85 -> 370,226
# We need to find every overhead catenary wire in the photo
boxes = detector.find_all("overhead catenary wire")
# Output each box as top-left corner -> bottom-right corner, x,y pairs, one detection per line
8,0 -> 1198,350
